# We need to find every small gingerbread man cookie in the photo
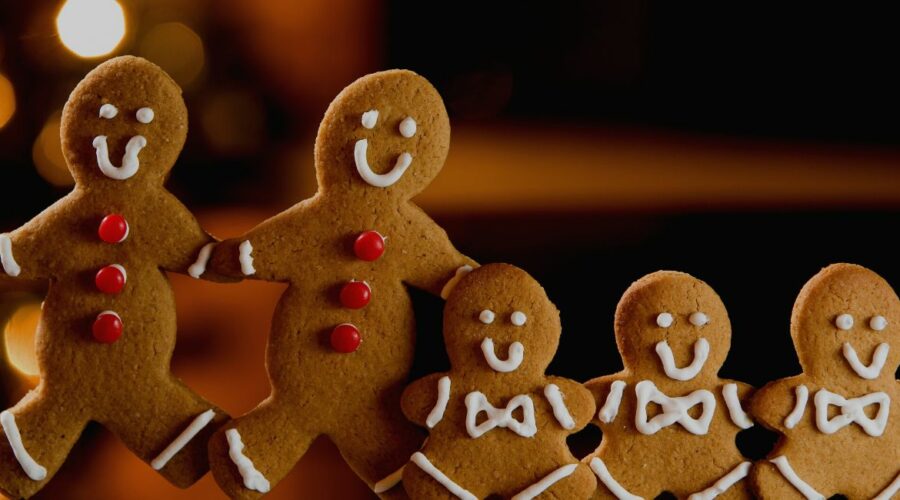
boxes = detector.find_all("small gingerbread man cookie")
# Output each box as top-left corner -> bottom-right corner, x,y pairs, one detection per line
401,263 -> 597,499
584,271 -> 754,499
749,263 -> 899,499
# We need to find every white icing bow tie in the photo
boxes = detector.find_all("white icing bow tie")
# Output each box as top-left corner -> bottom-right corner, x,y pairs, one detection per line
635,380 -> 716,435
814,389 -> 890,437
464,391 -> 537,439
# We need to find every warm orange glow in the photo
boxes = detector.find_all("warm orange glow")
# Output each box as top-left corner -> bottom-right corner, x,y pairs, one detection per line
138,23 -> 205,87
56,0 -> 126,58
3,302 -> 41,377
0,73 -> 15,129
199,89 -> 265,155
32,110 -> 74,187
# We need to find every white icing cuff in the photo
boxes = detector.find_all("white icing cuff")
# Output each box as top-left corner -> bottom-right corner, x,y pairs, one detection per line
544,384 -> 576,430
238,240 -> 256,276
512,463 -> 578,500
770,456 -> 824,500
589,457 -> 642,500
151,409 -> 216,470
0,234 -> 21,277
426,376 -> 451,428
1,410 -> 47,481
226,428 -> 270,493
722,384 -> 753,429
598,381 -> 626,424
188,242 -> 217,279
784,385 -> 808,429
687,461 -> 750,500
373,464 -> 404,493
410,452 -> 476,500
440,265 -> 474,299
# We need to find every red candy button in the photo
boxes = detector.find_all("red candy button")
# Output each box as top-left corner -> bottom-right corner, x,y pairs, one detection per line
330,323 -> 361,353
93,311 -> 123,343
95,264 -> 126,294
340,281 -> 371,309
98,214 -> 129,243
353,231 -> 385,261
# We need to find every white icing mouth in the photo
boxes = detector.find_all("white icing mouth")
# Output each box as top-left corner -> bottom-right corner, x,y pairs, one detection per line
842,342 -> 890,380
353,139 -> 412,188
655,337 -> 710,381
481,337 -> 524,372
93,135 -> 147,180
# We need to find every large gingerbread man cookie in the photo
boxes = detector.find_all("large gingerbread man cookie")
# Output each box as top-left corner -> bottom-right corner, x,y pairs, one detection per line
584,271 -> 754,499
749,263 -> 899,499
0,56 -> 229,498
204,69 -> 476,498
401,263 -> 597,499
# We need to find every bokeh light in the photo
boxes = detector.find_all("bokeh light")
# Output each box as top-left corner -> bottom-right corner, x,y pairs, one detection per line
32,110 -> 74,187
55,0 -> 126,58
3,301 -> 41,378
0,73 -> 15,129
138,22 -> 205,87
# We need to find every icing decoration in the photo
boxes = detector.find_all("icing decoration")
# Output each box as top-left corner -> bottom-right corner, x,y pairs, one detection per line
598,380 -> 627,424
634,380 -> 715,435
464,391 -> 537,438
98,214 -> 129,243
589,457 -> 642,500
238,240 -> 256,275
93,134 -> 146,180
188,242 -> 216,279
410,452 -> 476,500
354,231 -> 386,262
480,337 -> 525,373
769,455 -> 824,500
689,311 -> 709,327
373,464 -> 404,493
478,309 -> 495,324
511,463 -> 578,500
440,265 -> 473,299
399,116 -> 417,138
835,313 -> 854,330
544,384 -> 575,429
340,280 -> 371,309
354,139 -> 412,188
655,338 -> 710,381
361,110 -> 379,129
813,389 -> 889,437
99,103 -> 118,119
656,312 -> 674,328
136,107 -> 154,124
842,342 -> 890,379
226,428 -> 270,493
331,323 -> 362,353
426,376 -> 451,428
95,264 -> 127,294
784,385 -> 809,429
510,311 -> 527,326
0,234 -> 21,277
151,409 -> 215,470
687,461 -> 751,500
722,383 -> 753,429
0,410 -> 47,481
870,315 -> 888,331
874,473 -> 900,500
93,310 -> 123,343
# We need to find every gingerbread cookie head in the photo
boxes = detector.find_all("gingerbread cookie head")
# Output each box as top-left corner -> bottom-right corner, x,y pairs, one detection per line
60,56 -> 187,185
314,69 -> 450,200
791,263 -> 899,381
614,271 -> 731,381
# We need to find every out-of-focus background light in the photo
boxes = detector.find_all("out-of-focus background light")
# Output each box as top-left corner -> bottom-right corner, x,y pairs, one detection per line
32,110 -> 74,187
3,301 -> 41,378
0,73 -> 14,129
138,22 -> 205,88
56,0 -> 127,58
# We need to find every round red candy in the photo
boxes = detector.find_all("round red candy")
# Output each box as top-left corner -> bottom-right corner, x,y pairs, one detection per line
93,311 -> 123,343
353,231 -> 385,261
340,281 -> 371,309
330,323 -> 361,353
95,264 -> 126,294
98,214 -> 129,243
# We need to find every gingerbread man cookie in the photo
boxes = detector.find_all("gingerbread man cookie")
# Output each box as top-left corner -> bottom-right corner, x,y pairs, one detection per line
749,263 -> 899,499
204,69 -> 475,498
0,56 -> 229,498
400,263 -> 596,499
584,271 -> 753,499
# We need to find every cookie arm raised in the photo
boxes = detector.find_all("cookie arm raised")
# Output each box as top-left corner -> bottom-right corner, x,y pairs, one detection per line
748,377 -> 803,434
546,377 -> 597,431
398,206 -> 477,298
401,373 -> 451,429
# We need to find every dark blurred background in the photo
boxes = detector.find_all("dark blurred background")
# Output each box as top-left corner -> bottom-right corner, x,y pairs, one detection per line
0,1 -> 898,498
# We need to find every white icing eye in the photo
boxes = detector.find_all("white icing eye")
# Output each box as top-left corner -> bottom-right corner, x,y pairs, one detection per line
399,117 -> 417,138
136,107 -> 154,124
835,313 -> 854,331
99,104 -> 118,119
656,312 -> 674,328
870,315 -> 887,331
510,311 -> 527,326
361,110 -> 379,129
689,312 -> 709,327
479,310 -> 495,324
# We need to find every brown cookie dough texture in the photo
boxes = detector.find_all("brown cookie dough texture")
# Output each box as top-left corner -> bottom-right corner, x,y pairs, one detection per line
584,271 -> 754,499
205,69 -> 475,498
400,263 -> 597,499
749,263 -> 899,499
0,56 -> 229,498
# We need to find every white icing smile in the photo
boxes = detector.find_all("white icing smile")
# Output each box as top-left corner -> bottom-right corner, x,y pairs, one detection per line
353,139 -> 412,188
481,337 -> 524,372
655,337 -> 710,381
93,135 -> 147,180
842,342 -> 890,380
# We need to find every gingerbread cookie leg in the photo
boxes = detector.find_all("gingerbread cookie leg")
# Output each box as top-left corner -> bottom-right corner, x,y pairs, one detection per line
513,463 -> 594,500
750,459 -> 815,500
405,452 -> 478,500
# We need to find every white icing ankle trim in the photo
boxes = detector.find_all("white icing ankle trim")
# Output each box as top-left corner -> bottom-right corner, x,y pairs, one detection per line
426,376 -> 451,428
188,242 -> 216,279
589,457 -> 643,500
440,265 -> 473,299
635,380 -> 715,435
465,391 -> 536,438
544,384 -> 575,429
722,384 -> 753,429
151,409 -> 216,470
0,234 -> 21,277
842,342 -> 889,379
813,389 -> 889,437
238,240 -> 256,276
373,464 -> 404,493
410,452 -> 476,500
784,385 -> 808,429
687,461 -> 750,500
226,428 -> 270,493
354,139 -> 412,188
770,456 -> 824,500
0,410 -> 47,481
512,463 -> 578,500
874,472 -> 900,500
598,381 -> 626,424
93,135 -> 146,180
655,338 -> 709,381
481,337 -> 525,373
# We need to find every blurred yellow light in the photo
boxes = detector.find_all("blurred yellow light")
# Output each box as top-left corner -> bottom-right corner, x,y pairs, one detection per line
0,73 -> 15,129
4,302 -> 41,378
139,22 -> 205,87
32,110 -> 74,187
56,0 -> 126,58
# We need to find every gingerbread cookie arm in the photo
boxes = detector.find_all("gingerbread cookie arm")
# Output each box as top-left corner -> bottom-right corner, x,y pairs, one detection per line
401,373 -> 451,428
153,199 -> 233,282
584,374 -> 627,429
545,377 -> 596,431
748,377 -> 804,433
1,198 -> 72,281
398,206 -> 477,297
